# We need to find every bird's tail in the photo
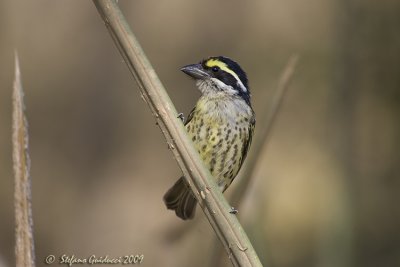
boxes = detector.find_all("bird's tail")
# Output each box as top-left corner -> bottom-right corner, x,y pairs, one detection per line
163,177 -> 197,220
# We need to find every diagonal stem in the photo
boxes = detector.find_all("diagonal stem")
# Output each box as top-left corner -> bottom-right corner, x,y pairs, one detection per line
231,55 -> 299,207
92,1 -> 263,266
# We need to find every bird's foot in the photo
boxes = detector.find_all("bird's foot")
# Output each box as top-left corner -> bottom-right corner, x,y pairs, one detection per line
177,113 -> 185,123
229,207 -> 238,214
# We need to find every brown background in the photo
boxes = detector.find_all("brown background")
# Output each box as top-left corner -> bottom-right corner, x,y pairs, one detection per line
1,0 -> 399,266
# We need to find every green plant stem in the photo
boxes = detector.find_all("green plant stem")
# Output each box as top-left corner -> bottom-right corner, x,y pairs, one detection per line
92,1 -> 263,266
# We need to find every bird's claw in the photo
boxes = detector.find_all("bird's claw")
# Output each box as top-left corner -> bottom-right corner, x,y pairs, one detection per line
229,207 -> 238,214
177,113 -> 185,123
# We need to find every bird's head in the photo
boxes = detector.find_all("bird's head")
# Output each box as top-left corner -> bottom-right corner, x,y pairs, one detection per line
181,56 -> 251,105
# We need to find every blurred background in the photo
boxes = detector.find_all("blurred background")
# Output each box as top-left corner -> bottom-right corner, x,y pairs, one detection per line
1,0 -> 399,266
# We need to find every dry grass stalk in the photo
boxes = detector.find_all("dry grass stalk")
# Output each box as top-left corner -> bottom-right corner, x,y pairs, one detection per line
13,53 -> 36,267
231,55 -> 299,206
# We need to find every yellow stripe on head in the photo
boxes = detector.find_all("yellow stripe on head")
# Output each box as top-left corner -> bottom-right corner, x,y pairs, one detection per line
205,59 -> 242,86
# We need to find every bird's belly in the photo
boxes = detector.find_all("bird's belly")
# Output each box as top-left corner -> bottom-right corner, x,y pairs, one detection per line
186,119 -> 247,191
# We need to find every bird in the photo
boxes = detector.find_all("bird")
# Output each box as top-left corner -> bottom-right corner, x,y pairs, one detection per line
163,56 -> 255,220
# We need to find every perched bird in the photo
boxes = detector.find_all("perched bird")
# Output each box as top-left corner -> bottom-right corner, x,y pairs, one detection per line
163,56 -> 255,220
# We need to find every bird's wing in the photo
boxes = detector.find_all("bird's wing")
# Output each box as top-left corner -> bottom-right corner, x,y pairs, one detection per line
184,107 -> 196,126
240,114 -> 256,166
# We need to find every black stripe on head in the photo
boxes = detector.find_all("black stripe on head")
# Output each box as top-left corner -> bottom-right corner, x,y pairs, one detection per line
216,56 -> 249,89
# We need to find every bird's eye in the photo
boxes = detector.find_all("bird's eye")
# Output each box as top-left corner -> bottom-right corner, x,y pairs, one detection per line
211,66 -> 219,72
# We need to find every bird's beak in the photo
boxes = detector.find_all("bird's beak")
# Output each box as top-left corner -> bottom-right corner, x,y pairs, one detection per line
180,63 -> 210,80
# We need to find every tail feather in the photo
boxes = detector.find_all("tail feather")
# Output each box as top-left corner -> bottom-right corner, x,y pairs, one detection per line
163,177 -> 197,220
